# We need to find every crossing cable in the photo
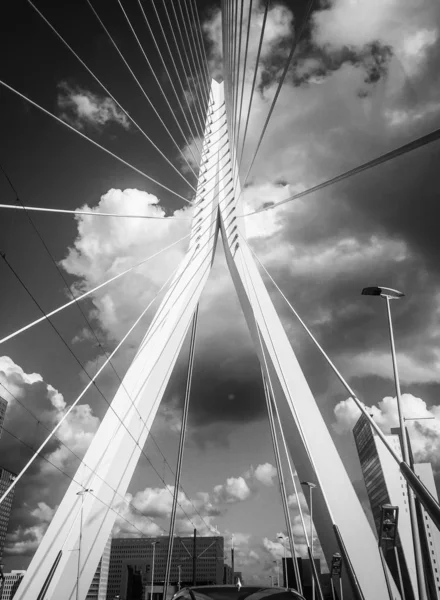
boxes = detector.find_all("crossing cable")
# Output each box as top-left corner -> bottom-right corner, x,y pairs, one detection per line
239,232 -> 440,531
240,124 -> 440,217
234,0 -> 253,176
116,0 -> 203,165
0,425 -> 168,539
26,0 -> 197,193
189,0 -> 213,85
238,0 -> 270,169
0,380 -> 170,537
0,231 -> 191,346
232,0 -> 245,185
232,0 -> 242,166
186,0 -> 211,85
260,366 -> 303,595
168,0 -> 210,107
136,0 -> 205,148
240,0 -> 315,188
86,0 -> 199,180
157,0 -> 208,122
0,167 -> 212,533
148,0 -> 206,135
237,247 -> 304,592
0,225 -> 223,532
181,0 -> 211,94
0,79 -> 193,205
0,204 -> 191,220
164,304 -> 199,599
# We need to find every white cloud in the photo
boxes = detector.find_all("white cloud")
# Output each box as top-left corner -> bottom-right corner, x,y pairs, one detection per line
5,502 -> 55,557
0,355 -> 43,401
333,394 -> 440,468
57,82 -> 131,131
60,188 -> 191,342
213,476 -> 252,504
254,462 -> 277,486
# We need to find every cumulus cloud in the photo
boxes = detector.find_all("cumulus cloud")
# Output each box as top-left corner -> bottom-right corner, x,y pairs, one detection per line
57,82 -> 131,131
213,476 -> 252,504
0,356 -> 43,402
5,502 -> 55,557
253,463 -> 277,486
333,394 -> 440,469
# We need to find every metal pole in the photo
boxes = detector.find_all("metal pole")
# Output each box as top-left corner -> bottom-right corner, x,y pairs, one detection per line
231,534 -> 234,583
330,578 -> 336,600
386,297 -> 427,600
151,541 -> 157,600
378,546 -> 393,600
283,541 -> 288,588
76,494 -> 84,600
310,486 -> 315,600
193,528 -> 197,586
394,547 -> 406,600
178,565 -> 181,591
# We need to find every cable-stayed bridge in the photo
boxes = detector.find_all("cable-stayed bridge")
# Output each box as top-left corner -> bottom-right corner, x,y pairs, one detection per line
1,1 -> 440,599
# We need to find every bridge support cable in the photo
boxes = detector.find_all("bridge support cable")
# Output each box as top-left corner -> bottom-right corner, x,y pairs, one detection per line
136,0 -> 205,148
261,365 -> 303,595
233,0 -> 245,176
168,0 -> 211,108
0,79 -> 193,204
157,0 -> 209,132
164,305 -> 199,600
116,0 -> 203,164
85,0 -> 199,180
189,0 -> 213,86
0,203 -> 191,220
239,0 -> 315,192
0,231 -> 191,346
148,0 -> 206,136
26,0 -> 198,193
240,124 -> 440,217
237,0 -> 270,169
0,239 -> 219,536
181,0 -> 211,96
234,0 -> 253,181
240,231 -> 440,533
186,0 -> 211,87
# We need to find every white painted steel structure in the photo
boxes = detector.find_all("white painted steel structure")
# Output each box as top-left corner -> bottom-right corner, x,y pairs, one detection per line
16,81 -> 396,600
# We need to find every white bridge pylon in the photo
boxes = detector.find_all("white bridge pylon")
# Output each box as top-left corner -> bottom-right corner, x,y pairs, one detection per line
16,80 -> 395,600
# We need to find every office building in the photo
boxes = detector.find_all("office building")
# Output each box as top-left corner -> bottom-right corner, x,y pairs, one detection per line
107,536 -> 224,600
353,414 -> 417,599
0,570 -> 25,600
0,397 -> 7,439
87,536 -> 111,599
223,565 -> 233,584
414,463 -> 440,599
0,469 -> 15,563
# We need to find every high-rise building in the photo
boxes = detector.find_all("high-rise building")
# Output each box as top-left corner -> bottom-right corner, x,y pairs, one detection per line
0,397 -> 8,439
0,469 -> 15,563
353,413 -> 417,599
0,570 -> 25,600
414,463 -> 440,599
87,536 -> 111,599
107,536 -> 224,600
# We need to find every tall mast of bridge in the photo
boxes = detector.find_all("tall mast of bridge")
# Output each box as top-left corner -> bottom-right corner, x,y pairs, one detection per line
14,80 -> 397,600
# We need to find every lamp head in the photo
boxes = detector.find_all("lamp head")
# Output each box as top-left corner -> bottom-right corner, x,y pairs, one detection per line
300,481 -> 316,489
361,286 -> 404,300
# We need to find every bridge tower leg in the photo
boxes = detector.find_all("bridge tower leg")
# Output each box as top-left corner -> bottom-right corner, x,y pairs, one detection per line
15,80 -> 397,600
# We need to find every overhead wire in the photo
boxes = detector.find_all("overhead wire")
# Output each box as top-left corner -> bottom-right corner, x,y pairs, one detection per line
26,0 -> 197,193
85,0 -> 199,180
240,0 -> 315,189
238,0 -> 270,169
241,124 -> 440,217
232,0 -> 245,185
234,0 -> 253,172
136,0 -> 204,147
0,79 -> 192,204
115,0 -> 203,165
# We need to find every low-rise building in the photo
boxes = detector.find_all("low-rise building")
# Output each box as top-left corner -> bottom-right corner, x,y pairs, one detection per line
0,570 -> 25,600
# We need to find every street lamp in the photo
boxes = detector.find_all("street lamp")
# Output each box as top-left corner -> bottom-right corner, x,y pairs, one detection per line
75,488 -> 93,600
273,560 -> 280,586
277,535 -> 288,588
301,482 -> 316,600
362,285 -> 427,600
151,541 -> 159,600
